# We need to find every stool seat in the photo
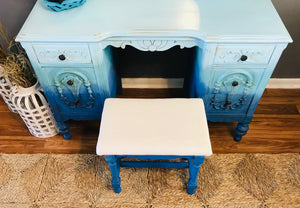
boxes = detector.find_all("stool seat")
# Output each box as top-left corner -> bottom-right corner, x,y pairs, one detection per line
97,98 -> 212,156
96,98 -> 212,195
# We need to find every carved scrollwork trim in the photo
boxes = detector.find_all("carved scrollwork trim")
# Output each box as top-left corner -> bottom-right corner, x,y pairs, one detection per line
101,39 -> 199,51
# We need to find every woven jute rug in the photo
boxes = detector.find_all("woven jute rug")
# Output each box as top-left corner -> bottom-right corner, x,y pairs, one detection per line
0,153 -> 299,208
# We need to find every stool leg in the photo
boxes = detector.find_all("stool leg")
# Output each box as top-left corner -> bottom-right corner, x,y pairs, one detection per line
187,156 -> 205,195
105,155 -> 121,193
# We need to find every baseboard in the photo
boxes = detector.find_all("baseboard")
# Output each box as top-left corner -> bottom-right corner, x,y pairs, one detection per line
266,78 -> 300,89
121,78 -> 184,88
121,78 -> 300,89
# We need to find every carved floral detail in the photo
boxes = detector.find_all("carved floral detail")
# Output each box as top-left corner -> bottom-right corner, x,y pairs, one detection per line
35,47 -> 91,63
210,73 -> 254,110
102,40 -> 199,51
214,47 -> 274,64
55,72 -> 95,108
136,40 -> 169,51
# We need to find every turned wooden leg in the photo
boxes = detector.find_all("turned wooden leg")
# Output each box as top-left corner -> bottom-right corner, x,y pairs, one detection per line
187,156 -> 205,195
105,155 -> 121,193
57,121 -> 71,140
234,122 -> 250,142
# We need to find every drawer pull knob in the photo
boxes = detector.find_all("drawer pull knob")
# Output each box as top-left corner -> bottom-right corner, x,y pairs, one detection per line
59,54 -> 66,61
225,100 -> 232,105
232,81 -> 239,86
74,99 -> 80,104
240,55 -> 248,61
67,80 -> 73,85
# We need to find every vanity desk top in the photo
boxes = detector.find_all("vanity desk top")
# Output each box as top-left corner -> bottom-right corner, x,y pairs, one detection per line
17,0 -> 292,43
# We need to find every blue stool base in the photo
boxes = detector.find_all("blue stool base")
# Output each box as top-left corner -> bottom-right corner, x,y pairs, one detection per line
105,155 -> 205,195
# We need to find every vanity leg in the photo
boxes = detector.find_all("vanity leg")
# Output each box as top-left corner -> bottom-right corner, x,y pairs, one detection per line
57,121 -> 71,140
234,122 -> 250,142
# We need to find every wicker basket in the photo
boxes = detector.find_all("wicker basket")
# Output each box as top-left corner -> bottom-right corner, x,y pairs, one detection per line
11,81 -> 59,138
43,0 -> 86,12
0,67 -> 18,113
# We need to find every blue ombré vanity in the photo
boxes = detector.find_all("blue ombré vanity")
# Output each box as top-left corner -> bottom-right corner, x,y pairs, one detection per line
16,0 -> 292,141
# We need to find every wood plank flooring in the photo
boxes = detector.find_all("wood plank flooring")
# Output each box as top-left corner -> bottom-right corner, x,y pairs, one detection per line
0,89 -> 299,154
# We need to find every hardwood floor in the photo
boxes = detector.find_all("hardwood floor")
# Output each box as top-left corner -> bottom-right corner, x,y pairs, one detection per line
0,89 -> 299,154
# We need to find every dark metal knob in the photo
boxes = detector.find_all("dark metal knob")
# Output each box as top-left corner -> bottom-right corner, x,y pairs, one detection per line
240,55 -> 248,61
225,100 -> 231,105
58,54 -> 66,61
74,99 -> 80,104
232,81 -> 239,87
67,80 -> 73,86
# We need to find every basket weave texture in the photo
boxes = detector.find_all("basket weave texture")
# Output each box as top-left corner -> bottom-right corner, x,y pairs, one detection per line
11,82 -> 58,138
0,67 -> 18,113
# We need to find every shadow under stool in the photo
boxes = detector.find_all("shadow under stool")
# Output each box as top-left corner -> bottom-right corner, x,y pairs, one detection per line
96,98 -> 213,195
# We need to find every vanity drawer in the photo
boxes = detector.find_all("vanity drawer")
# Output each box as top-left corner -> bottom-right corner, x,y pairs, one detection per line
214,45 -> 275,65
33,44 -> 92,65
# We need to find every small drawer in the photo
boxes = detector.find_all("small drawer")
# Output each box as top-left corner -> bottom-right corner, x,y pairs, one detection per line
33,44 -> 92,65
214,45 -> 275,65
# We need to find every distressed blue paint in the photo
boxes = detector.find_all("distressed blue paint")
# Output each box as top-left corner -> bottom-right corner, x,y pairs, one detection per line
105,155 -> 121,193
16,0 -> 292,141
120,161 -> 189,168
25,45 -> 119,139
16,0 -> 292,43
188,156 -> 205,194
43,85 -> 103,115
40,73 -> 115,139
184,47 -> 207,98
105,155 -> 205,195
56,121 -> 71,140
42,85 -> 104,139
234,122 -> 251,142
184,62 -> 267,141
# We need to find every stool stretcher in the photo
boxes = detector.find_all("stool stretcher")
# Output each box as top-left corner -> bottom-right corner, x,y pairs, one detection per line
105,155 -> 205,194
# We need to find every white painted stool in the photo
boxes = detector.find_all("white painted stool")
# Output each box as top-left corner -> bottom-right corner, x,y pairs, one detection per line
96,98 -> 212,194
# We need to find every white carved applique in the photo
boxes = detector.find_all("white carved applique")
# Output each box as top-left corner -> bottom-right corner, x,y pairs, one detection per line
214,46 -> 274,64
210,73 -> 255,111
55,72 -> 95,108
102,39 -> 199,51
34,45 -> 91,64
